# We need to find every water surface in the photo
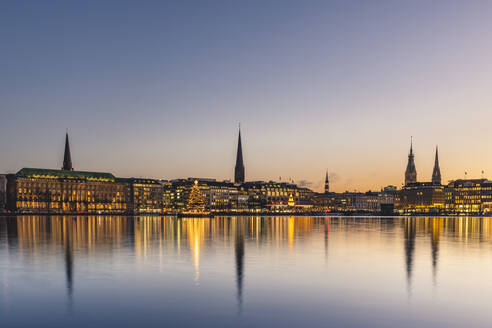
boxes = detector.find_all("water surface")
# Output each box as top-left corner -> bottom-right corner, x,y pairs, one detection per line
1,216 -> 491,327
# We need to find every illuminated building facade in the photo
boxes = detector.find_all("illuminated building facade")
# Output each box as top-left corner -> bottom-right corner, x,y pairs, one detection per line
312,190 -> 394,213
444,179 -> 492,215
207,180 -> 239,212
351,192 -> 383,212
161,181 -> 173,213
168,178 -> 249,213
123,178 -> 164,214
242,181 -> 313,212
395,182 -> 445,214
168,179 -> 209,212
6,168 -> 128,214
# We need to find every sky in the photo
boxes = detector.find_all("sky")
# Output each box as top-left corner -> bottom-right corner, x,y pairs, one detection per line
1,0 -> 492,192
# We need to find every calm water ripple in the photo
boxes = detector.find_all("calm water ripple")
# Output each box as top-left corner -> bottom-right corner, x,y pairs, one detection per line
0,216 -> 491,327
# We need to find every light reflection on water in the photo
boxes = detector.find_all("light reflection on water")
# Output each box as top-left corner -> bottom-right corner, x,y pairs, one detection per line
1,216 -> 492,327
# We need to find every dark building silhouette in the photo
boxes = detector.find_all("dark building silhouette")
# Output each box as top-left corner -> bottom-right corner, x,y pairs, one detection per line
324,171 -> 329,194
431,146 -> 441,185
405,138 -> 417,186
62,132 -> 73,171
234,127 -> 245,184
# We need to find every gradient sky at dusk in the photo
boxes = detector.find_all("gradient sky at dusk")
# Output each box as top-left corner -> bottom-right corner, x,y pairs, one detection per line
1,1 -> 492,192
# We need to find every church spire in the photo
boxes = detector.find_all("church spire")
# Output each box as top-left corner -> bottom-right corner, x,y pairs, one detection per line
404,137 -> 417,185
324,171 -> 330,194
432,146 -> 441,185
62,131 -> 73,171
234,125 -> 245,183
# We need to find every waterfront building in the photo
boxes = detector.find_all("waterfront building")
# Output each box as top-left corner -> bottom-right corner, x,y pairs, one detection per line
431,146 -> 441,185
6,168 -> 128,214
234,127 -> 245,184
0,174 -> 7,212
207,180 -> 239,212
313,190 -> 393,213
122,178 -> 163,214
444,179 -> 492,215
394,182 -> 445,214
161,180 -> 173,213
312,192 -> 340,212
351,192 -> 380,212
5,133 -> 127,214
405,138 -> 417,186
242,181 -> 313,212
168,179 -> 209,212
380,186 -> 397,215
168,178 -> 244,213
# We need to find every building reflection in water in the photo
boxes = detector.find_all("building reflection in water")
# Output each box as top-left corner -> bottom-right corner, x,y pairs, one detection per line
64,218 -> 74,308
235,217 -> 245,314
430,218 -> 441,285
3,216 -> 492,311
403,218 -> 416,294
324,217 -> 329,261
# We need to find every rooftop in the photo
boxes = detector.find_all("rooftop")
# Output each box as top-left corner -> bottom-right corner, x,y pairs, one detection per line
16,168 -> 116,182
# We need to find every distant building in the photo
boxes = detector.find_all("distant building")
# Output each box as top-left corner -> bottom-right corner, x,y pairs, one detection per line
122,178 -> 163,214
161,180 -> 173,213
395,182 -> 445,214
313,190 -> 393,213
168,178 -> 245,213
405,138 -> 417,186
351,192 -> 380,212
242,181 -> 313,212
0,174 -> 7,211
234,127 -> 245,184
445,179 -> 492,215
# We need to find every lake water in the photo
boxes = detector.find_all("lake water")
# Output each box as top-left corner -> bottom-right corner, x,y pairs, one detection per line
0,216 -> 491,327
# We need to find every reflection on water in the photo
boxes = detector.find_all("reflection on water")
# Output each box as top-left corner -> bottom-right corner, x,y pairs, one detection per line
1,216 -> 492,327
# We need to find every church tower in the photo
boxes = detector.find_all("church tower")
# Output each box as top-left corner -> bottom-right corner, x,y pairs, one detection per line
431,146 -> 441,185
404,138 -> 417,186
234,126 -> 245,184
62,131 -> 73,171
324,171 -> 329,194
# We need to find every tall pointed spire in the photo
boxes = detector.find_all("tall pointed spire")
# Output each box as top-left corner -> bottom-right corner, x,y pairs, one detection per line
234,124 -> 245,183
62,130 -> 73,171
324,171 -> 330,194
432,145 -> 441,185
404,137 -> 417,185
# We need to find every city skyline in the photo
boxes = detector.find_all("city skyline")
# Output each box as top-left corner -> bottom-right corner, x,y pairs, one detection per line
1,129 -> 488,193
3,2 -> 492,328
2,1 -> 492,192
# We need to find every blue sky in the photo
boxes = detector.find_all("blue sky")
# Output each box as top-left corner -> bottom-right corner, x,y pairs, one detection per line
1,1 -> 492,191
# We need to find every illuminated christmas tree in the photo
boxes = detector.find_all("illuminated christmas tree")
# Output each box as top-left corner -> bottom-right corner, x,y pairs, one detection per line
186,180 -> 207,213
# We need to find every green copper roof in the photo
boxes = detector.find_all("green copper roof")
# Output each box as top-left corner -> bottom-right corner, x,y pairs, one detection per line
16,168 -> 116,182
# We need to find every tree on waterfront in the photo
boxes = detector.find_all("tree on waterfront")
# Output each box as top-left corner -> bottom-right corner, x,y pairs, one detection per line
186,180 -> 207,213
